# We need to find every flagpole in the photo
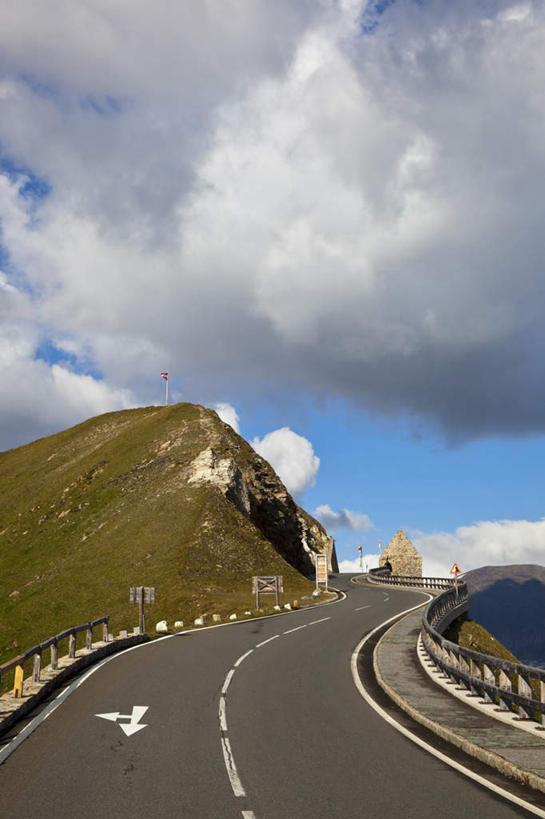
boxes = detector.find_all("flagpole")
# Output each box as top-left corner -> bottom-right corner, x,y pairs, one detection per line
165,379 -> 168,406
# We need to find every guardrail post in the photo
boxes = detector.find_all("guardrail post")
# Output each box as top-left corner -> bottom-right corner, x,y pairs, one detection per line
482,663 -> 495,702
14,663 -> 24,698
102,620 -> 108,642
86,626 -> 92,651
32,651 -> 42,683
458,655 -> 470,687
51,640 -> 58,670
517,674 -> 533,718
469,658 -> 481,694
69,631 -> 76,658
518,673 -> 532,699
497,669 -> 511,711
540,681 -> 545,725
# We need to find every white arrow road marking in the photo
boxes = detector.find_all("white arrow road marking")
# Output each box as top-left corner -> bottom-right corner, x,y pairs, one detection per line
95,705 -> 149,736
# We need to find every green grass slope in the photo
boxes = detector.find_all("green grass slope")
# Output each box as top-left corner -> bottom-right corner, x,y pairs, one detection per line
0,404 -> 317,665
444,615 -> 520,663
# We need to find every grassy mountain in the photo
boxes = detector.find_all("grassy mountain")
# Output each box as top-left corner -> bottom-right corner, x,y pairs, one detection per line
464,565 -> 545,668
0,403 -> 336,666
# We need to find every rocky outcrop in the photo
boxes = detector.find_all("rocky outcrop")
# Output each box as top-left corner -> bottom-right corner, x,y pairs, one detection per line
188,445 -> 336,575
379,530 -> 422,576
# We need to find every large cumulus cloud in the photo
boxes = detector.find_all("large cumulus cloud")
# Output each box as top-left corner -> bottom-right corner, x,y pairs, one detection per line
1,0 -> 545,446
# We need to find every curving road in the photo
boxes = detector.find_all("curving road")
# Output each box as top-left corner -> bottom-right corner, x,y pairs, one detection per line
0,576 -> 539,818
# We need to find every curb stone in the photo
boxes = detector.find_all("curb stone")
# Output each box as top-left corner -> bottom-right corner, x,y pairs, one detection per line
373,609 -> 545,795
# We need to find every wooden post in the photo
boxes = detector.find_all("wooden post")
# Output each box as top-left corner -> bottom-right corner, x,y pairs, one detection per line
32,652 -> 41,683
14,664 -> 24,698
69,632 -> 76,658
139,586 -> 145,634
86,626 -> 92,651
51,641 -> 58,670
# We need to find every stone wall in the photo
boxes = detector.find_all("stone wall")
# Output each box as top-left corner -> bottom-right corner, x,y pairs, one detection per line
379,530 -> 422,577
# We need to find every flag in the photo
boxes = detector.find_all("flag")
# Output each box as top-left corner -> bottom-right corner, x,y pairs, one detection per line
161,372 -> 168,381
358,545 -> 362,552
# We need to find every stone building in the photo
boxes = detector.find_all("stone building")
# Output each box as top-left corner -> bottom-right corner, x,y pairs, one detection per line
379,530 -> 422,577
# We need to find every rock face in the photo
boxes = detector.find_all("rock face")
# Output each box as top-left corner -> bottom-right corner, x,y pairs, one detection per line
188,444 -> 337,575
379,530 -> 422,576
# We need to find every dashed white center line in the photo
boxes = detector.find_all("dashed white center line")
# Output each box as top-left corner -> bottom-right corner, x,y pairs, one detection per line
222,669 -> 235,695
384,597 -> 389,602
283,624 -> 307,635
219,607 -> 336,811
234,649 -> 254,667
256,634 -> 279,648
221,735 -> 246,797
219,696 -> 228,731
355,605 -> 371,611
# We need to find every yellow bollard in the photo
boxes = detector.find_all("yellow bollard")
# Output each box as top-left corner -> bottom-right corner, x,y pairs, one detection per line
13,664 -> 24,698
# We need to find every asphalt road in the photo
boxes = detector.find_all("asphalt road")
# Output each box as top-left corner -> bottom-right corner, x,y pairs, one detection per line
0,575 -> 537,818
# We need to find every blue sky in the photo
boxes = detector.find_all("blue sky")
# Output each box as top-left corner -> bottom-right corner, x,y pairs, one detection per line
1,0 -> 545,576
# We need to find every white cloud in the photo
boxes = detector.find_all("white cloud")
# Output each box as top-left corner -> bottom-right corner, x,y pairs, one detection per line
313,504 -> 373,533
213,402 -> 240,433
412,518 -> 545,578
251,427 -> 319,496
3,2 -> 545,445
339,554 -> 380,574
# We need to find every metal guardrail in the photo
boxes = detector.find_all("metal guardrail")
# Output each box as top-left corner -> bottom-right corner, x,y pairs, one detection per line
0,616 -> 109,697
367,567 -> 454,590
421,585 -> 545,724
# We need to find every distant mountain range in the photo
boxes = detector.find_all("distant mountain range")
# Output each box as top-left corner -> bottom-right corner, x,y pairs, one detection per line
464,564 -> 545,668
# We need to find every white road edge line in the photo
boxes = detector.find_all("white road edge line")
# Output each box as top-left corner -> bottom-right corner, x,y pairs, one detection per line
221,735 -> 246,797
355,605 -> 371,611
350,599 -> 545,819
256,635 -> 279,648
241,812 -> 256,818
222,668 -> 235,695
283,625 -> 307,635
308,617 -> 331,625
234,649 -> 253,667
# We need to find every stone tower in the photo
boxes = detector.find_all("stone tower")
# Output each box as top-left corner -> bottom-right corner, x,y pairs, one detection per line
379,530 -> 422,577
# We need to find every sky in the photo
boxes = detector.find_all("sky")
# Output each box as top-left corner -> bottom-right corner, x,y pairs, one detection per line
1,0 -> 545,576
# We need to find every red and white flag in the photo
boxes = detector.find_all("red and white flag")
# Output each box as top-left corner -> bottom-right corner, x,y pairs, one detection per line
160,372 -> 168,381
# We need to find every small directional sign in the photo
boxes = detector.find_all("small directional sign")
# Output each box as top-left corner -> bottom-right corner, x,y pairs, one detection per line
95,705 -> 149,736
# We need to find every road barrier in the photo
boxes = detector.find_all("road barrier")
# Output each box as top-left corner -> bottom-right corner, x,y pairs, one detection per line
367,567 -> 454,590
0,617 -> 109,697
421,585 -> 545,725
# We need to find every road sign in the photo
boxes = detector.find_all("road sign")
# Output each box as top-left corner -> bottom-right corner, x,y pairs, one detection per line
252,576 -> 283,608
449,563 -> 461,576
95,705 -> 149,736
129,586 -> 156,632
315,553 -> 328,590
130,586 -> 155,604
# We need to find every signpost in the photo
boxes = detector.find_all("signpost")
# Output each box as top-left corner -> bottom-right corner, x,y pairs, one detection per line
252,576 -> 283,609
315,553 -> 328,591
450,563 -> 462,600
129,586 -> 156,633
